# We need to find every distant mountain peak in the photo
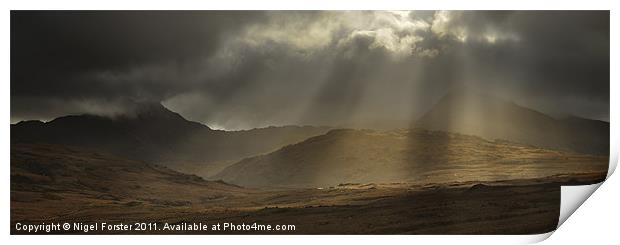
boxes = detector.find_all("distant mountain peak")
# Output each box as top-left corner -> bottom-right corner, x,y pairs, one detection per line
415,89 -> 609,155
128,101 -> 186,120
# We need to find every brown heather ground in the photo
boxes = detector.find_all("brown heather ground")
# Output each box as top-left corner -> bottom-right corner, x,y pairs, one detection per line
11,143 -> 607,234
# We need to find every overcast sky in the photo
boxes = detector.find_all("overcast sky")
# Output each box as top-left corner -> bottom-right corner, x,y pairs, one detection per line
11,11 -> 609,130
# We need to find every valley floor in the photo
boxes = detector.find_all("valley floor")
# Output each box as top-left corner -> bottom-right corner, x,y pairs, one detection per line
11,172 -> 605,235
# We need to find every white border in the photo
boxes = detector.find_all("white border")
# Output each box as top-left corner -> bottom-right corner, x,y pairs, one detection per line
0,0 -> 615,10
2,1 -> 617,244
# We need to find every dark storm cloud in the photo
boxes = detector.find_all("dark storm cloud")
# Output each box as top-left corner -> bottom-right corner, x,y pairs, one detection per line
11,11 -> 609,128
11,11 -> 264,108
428,11 -> 609,120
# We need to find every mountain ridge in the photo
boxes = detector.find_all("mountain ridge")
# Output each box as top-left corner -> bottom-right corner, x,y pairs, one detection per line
415,90 -> 609,155
214,128 -> 608,188
11,102 -> 332,177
